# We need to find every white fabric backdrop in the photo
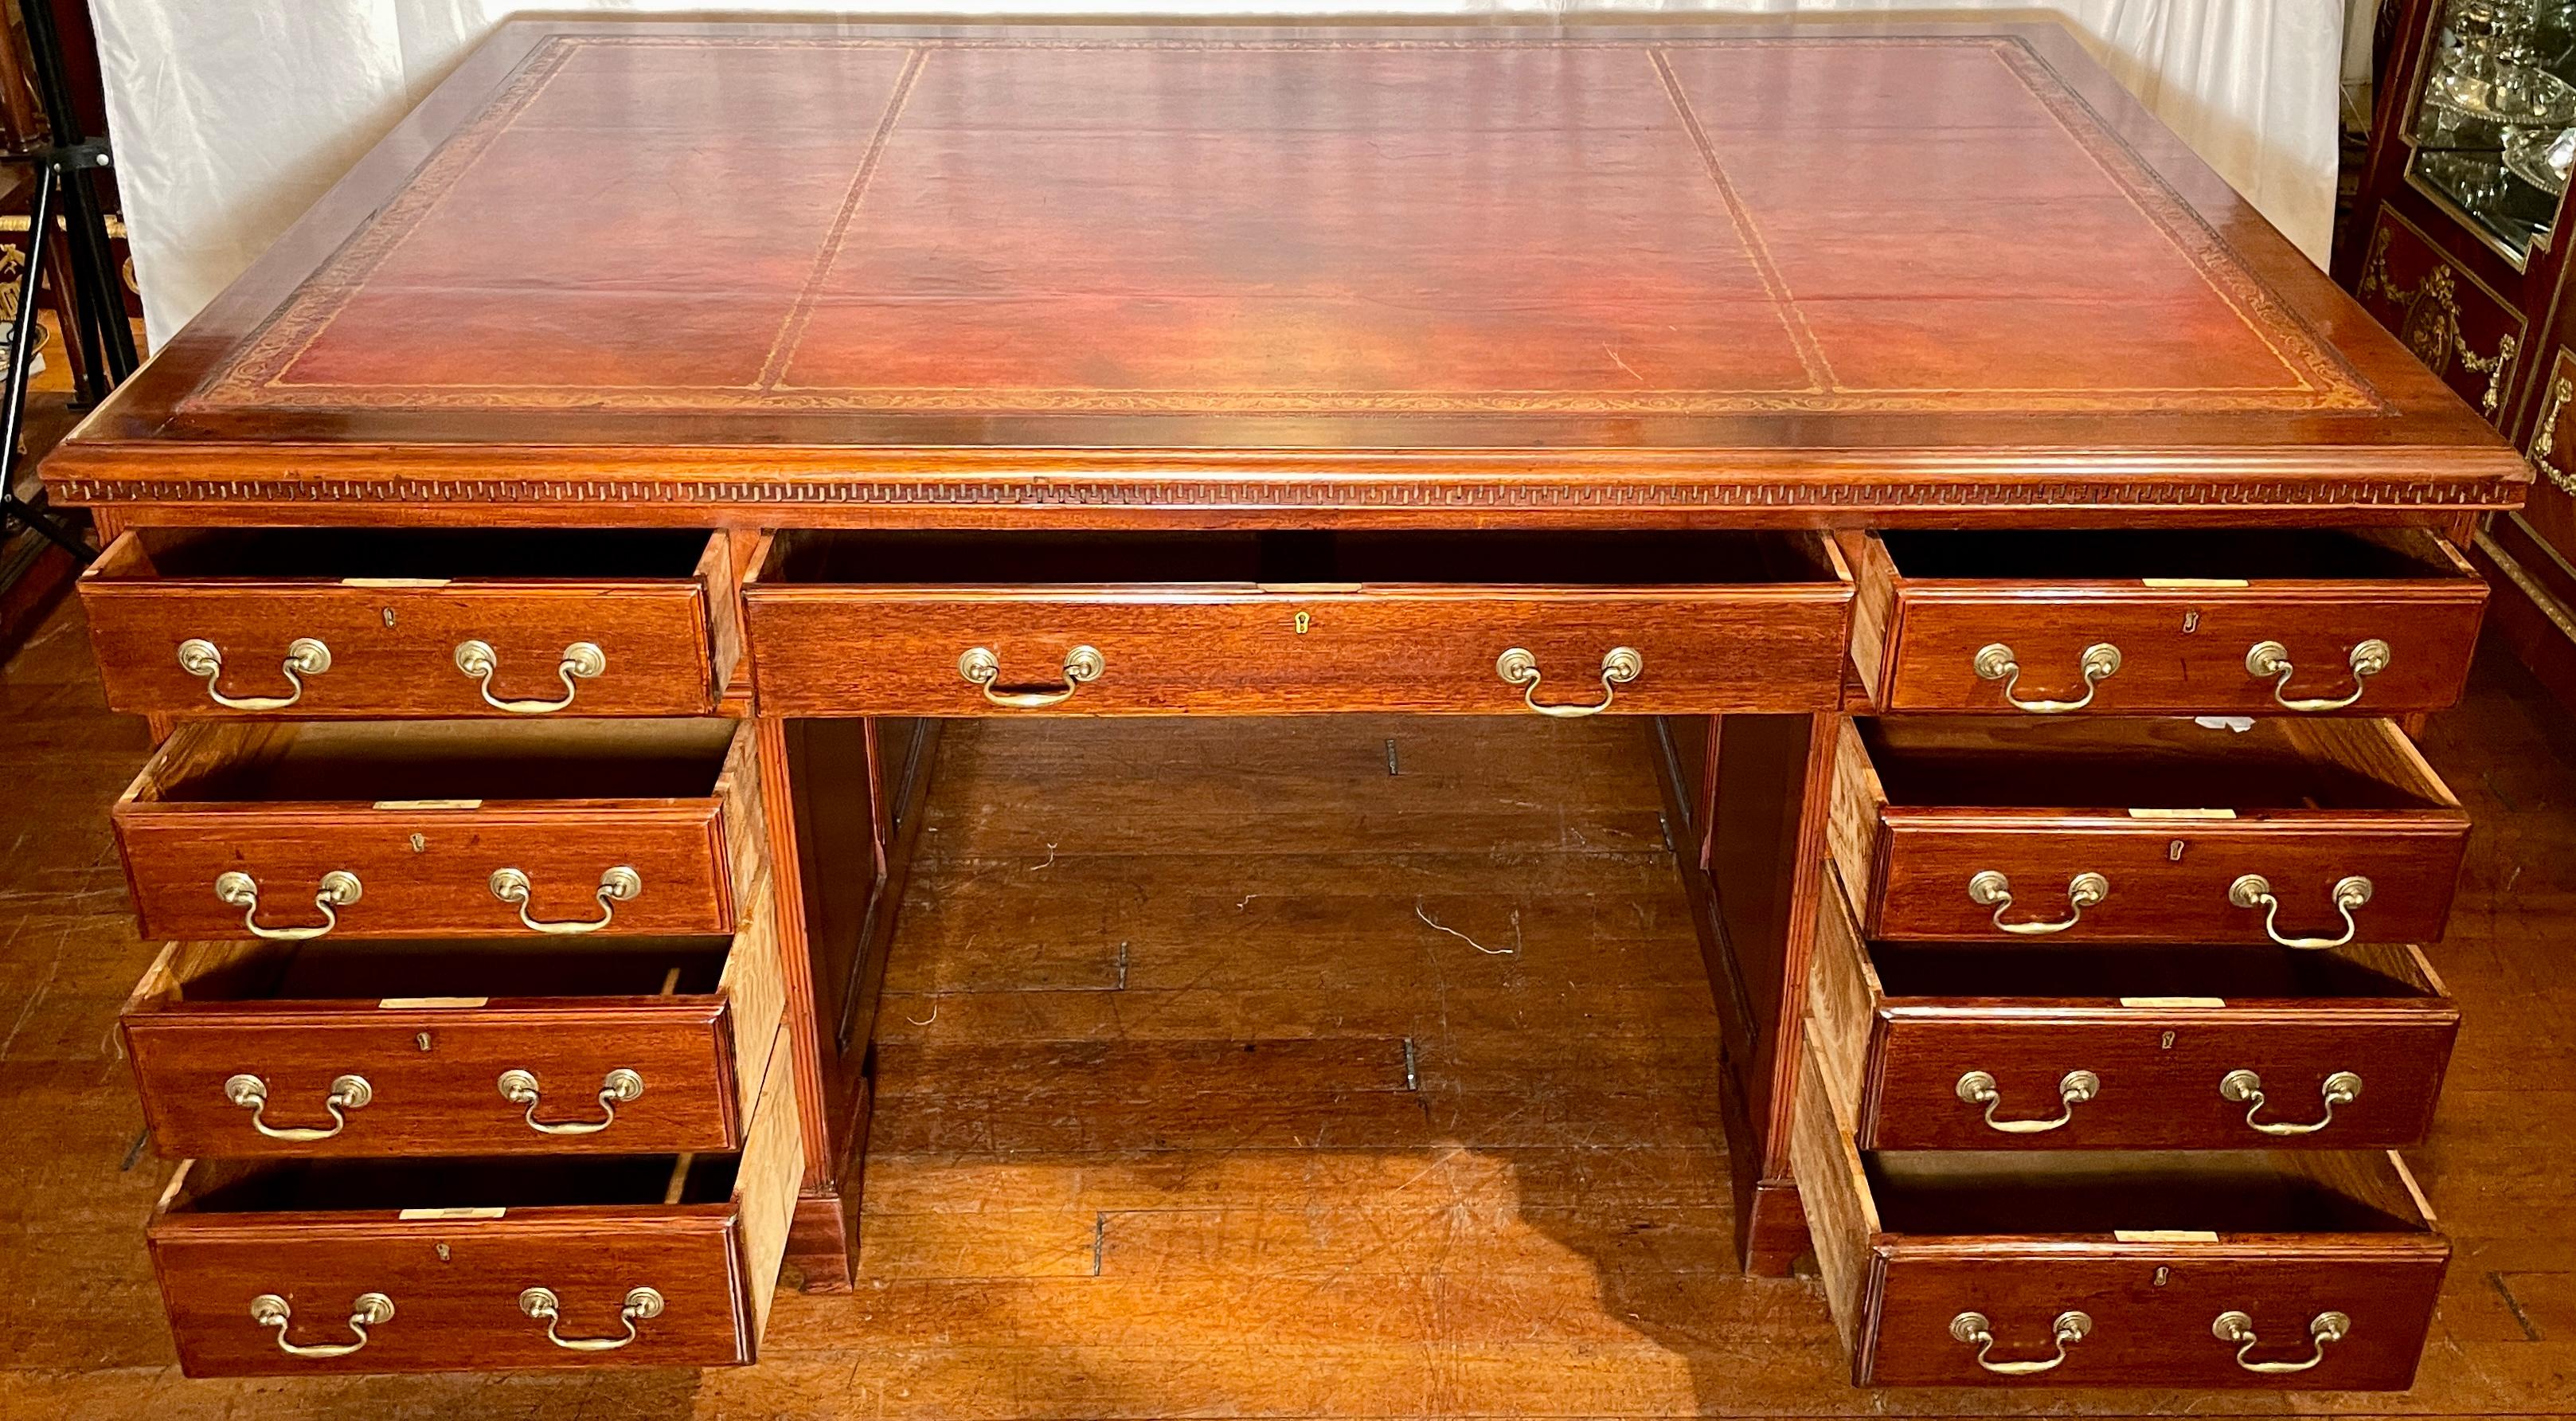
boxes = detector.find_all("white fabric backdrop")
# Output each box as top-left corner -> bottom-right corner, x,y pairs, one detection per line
88,1 -> 2349,346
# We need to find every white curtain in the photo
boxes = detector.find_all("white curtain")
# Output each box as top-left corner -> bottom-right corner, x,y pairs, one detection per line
88,1 -> 2348,346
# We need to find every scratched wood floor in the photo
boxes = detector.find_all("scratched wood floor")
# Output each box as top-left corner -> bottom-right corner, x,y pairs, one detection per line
2,595 -> 2573,1419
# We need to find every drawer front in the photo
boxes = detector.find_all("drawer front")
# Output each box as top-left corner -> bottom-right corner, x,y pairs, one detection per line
1792,1043 -> 2448,1392
1862,1010 -> 2457,1150
1878,589 -> 2485,716
116,804 -> 735,941
149,1024 -> 800,1376
83,581 -> 717,718
129,1000 -> 742,1159
745,589 -> 1852,716
124,879 -> 786,1158
152,1210 -> 750,1374
1862,1246 -> 2446,1388
1870,815 -> 2467,945
2356,206 -> 2524,427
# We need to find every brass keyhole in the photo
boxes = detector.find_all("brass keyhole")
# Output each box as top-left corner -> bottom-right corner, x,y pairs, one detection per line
2160,1030 -> 2176,1050
416,1032 -> 433,1051
435,1242 -> 451,1262
382,607 -> 397,628
2182,609 -> 2200,633
1293,611 -> 1311,635
409,834 -> 428,854
2153,1266 -> 2171,1287
2168,839 -> 2186,862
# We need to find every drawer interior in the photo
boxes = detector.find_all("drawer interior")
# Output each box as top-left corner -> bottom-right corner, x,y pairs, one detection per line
762,529 -> 1840,588
1857,717 -> 2456,812
1865,940 -> 2438,1000
133,718 -> 737,804
141,936 -> 732,1005
95,527 -> 713,582
1867,1149 -> 2434,1237
163,1152 -> 741,1215
1876,527 -> 2469,582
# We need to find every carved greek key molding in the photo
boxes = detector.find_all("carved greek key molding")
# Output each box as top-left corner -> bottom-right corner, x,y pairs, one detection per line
48,471 -> 2527,511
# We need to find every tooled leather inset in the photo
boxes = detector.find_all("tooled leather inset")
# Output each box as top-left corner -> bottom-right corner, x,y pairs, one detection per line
180,32 -> 2384,422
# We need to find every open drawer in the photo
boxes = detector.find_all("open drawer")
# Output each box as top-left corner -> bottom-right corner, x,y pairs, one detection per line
1809,862 -> 2458,1150
1839,528 -> 2487,715
1792,1043 -> 2447,1388
1828,716 -> 2469,945
113,718 -> 763,941
123,871 -> 783,1157
146,1020 -> 799,1376
80,528 -> 740,718
741,530 -> 1853,716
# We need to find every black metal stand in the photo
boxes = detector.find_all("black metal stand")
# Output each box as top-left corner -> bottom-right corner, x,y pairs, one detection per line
1,0 -> 139,562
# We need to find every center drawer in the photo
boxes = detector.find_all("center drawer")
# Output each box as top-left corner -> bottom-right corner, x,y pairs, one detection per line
1839,528 -> 2487,715
147,1020 -> 799,1376
1809,862 -> 2458,1150
741,530 -> 1854,716
123,871 -> 784,1157
1791,1043 -> 2447,1389
80,528 -> 740,718
1830,716 -> 2469,945
113,718 -> 762,941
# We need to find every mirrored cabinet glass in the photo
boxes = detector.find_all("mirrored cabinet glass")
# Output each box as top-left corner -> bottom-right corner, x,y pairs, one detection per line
2406,0 -> 2576,263
2347,0 -> 2576,730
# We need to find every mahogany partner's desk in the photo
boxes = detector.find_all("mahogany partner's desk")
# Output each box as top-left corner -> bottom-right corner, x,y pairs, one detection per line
45,18 -> 2522,1391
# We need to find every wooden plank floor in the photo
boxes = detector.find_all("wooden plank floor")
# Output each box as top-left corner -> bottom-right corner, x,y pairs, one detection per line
3,595 -> 2574,1418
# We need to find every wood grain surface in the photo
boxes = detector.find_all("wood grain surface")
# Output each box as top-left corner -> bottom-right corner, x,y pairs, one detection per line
1836,716 -> 2472,944
111,719 -> 760,941
1841,527 -> 2492,714
79,530 -> 726,717
745,530 -> 1854,717
1808,861 -> 2460,1150
121,871 -> 784,1160
145,1020 -> 798,1376
38,20 -> 2528,519
1796,1045 -> 2450,1388
9,596 -> 2576,1414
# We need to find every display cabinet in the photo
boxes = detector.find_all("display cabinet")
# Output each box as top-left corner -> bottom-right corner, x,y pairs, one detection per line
2345,0 -> 2576,707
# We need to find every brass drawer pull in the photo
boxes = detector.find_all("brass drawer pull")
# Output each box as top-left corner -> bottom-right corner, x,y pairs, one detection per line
1966,870 -> 2107,935
519,1286 -> 663,1352
250,1292 -> 392,1360
225,1072 -> 373,1141
453,639 -> 605,714
1972,641 -> 2119,713
2220,1068 -> 2361,1136
1495,646 -> 1642,718
1956,1069 -> 2098,1133
498,1067 -> 644,1135
215,869 -> 362,941
176,636 -> 330,711
2246,639 -> 2390,713
2212,1309 -> 2349,1375
488,865 -> 641,934
1949,1309 -> 2090,1375
225,1072 -> 373,1140
959,644 -> 1104,708
2228,874 -> 2373,950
